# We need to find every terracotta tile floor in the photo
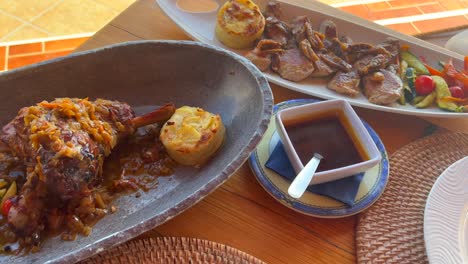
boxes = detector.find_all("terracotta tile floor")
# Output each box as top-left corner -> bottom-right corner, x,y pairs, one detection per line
0,0 -> 467,71
0,0 -> 135,42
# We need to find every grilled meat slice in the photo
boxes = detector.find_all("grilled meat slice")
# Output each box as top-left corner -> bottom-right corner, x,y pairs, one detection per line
299,39 -> 319,62
323,37 -> 348,58
319,52 -> 353,72
363,69 -> 403,105
311,59 -> 335,77
272,48 -> 315,82
378,38 -> 400,61
264,16 -> 290,47
245,52 -> 272,72
327,71 -> 361,96
265,0 -> 281,18
353,54 -> 391,76
290,16 -> 309,43
305,23 -> 325,50
378,38 -> 400,74
319,20 -> 337,39
1,98 -> 175,235
345,42 -> 391,63
299,39 -> 335,77
245,39 -> 284,71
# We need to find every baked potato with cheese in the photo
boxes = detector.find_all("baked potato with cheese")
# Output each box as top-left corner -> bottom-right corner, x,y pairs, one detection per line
160,106 -> 225,166
215,0 -> 265,49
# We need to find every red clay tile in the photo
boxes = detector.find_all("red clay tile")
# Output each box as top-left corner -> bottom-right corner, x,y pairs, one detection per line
388,0 -> 438,8
371,7 -> 423,20
439,0 -> 465,10
0,46 -> 5,71
418,3 -> 446,13
9,42 -> 43,56
44,37 -> 88,52
8,50 -> 72,70
367,1 -> 392,11
385,22 -> 420,35
340,5 -> 371,19
413,15 -> 468,33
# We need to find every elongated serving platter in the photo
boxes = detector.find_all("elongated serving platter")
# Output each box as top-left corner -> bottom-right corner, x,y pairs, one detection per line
157,0 -> 467,118
0,41 -> 272,263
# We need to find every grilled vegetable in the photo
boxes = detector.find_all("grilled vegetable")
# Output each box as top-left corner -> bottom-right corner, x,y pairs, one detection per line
0,180 -> 7,189
449,86 -> 465,98
414,75 -> 435,95
400,51 -> 430,75
404,67 -> 417,102
414,92 -> 436,108
399,60 -> 408,104
1,181 -> 16,208
433,76 -> 464,112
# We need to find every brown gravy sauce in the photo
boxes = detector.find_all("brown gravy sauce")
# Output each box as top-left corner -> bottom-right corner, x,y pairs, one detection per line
283,110 -> 368,172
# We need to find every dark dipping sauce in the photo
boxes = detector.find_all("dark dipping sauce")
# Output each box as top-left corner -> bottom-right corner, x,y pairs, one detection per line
284,111 -> 368,172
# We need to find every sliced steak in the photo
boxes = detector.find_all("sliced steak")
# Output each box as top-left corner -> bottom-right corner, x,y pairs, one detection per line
265,0 -> 282,18
265,16 -> 291,47
244,39 -> 284,72
311,59 -> 335,77
319,20 -> 337,39
271,48 -> 315,82
345,42 -> 390,63
363,69 -> 403,105
327,71 -> 361,96
319,52 -> 352,72
353,54 -> 391,76
290,16 -> 309,43
245,52 -> 272,71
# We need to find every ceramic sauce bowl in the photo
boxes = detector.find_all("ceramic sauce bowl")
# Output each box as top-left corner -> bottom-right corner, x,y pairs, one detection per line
275,99 -> 381,185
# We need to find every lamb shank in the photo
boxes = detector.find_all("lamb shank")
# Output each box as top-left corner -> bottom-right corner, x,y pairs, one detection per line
0,98 -> 175,242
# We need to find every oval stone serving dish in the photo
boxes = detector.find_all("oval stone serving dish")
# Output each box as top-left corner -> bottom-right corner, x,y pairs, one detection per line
0,40 -> 272,264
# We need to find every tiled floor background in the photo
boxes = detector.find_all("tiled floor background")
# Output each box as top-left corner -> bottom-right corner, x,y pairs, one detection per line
0,0 -> 135,42
0,0 -> 467,71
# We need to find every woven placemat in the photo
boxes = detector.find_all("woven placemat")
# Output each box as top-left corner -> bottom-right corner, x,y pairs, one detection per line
356,131 -> 468,263
81,237 -> 265,264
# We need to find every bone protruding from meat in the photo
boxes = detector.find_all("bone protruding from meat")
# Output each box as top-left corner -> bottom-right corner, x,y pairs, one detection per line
131,103 -> 176,128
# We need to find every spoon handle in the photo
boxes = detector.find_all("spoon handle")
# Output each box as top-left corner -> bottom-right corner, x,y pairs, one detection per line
288,154 -> 323,199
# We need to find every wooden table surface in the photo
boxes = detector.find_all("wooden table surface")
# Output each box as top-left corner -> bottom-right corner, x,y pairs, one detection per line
76,1 -> 466,263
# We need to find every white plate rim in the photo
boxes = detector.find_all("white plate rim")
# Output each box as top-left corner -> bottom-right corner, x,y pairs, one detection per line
424,156 -> 468,264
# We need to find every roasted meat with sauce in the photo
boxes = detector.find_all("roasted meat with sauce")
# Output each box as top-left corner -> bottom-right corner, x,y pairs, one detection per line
363,69 -> 403,105
0,98 -> 175,238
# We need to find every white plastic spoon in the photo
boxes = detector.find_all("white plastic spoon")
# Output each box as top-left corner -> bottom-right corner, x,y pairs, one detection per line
288,153 -> 323,199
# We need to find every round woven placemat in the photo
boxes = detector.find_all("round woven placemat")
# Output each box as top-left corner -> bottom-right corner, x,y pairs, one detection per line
356,131 -> 468,263
81,237 -> 265,264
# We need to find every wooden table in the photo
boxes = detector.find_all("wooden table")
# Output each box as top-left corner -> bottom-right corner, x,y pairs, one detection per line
76,1 -> 466,263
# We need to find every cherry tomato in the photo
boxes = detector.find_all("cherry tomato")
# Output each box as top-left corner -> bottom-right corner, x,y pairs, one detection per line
415,75 -> 435,95
449,86 -> 465,99
2,199 -> 12,216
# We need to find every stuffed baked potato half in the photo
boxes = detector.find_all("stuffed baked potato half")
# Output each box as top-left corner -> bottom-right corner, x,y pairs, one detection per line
160,106 -> 225,166
215,0 -> 265,49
